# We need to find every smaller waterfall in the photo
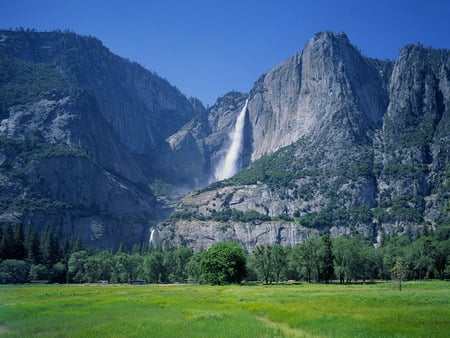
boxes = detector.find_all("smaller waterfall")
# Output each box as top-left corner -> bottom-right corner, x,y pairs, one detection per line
214,99 -> 249,181
149,228 -> 160,248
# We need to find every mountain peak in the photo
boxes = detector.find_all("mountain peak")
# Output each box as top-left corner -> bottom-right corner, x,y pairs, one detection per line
304,30 -> 357,60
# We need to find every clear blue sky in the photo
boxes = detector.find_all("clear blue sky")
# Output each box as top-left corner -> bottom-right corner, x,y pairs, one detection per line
1,0 -> 449,106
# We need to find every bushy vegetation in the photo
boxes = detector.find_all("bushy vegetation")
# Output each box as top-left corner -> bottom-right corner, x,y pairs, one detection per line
0,136 -> 87,213
0,54 -> 74,118
0,136 -> 86,160
199,242 -> 247,285
0,197 -> 71,213
229,141 -> 300,188
169,207 -> 271,223
1,223 -> 449,285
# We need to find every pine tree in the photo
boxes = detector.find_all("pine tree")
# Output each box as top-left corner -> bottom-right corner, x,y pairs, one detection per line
40,225 -> 60,268
24,224 -> 40,264
13,224 -> 25,260
73,235 -> 83,252
0,224 -> 15,260
117,243 -> 126,254
320,234 -> 334,283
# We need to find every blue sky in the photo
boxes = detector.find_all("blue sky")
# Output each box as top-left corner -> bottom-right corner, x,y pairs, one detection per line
1,0 -> 449,106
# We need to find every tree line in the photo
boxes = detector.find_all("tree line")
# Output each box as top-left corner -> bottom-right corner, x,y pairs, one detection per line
0,223 -> 449,284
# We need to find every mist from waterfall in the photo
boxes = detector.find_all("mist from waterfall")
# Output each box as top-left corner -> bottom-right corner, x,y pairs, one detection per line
214,99 -> 249,181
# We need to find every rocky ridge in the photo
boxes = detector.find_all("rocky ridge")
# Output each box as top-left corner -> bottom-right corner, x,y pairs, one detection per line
0,30 -> 200,248
0,29 -> 449,251
159,32 -> 450,252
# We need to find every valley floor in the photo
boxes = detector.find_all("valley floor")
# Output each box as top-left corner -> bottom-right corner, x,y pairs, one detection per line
0,281 -> 449,337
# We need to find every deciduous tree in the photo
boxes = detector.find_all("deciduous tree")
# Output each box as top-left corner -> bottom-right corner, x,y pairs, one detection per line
199,242 -> 246,285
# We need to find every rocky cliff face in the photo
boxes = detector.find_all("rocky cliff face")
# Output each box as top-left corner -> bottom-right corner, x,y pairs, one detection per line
163,220 -> 319,252
378,44 -> 450,225
0,30 -> 199,248
160,32 -> 450,252
0,29 -> 199,187
248,32 -> 391,160
1,29 -> 449,251
0,87 -> 159,248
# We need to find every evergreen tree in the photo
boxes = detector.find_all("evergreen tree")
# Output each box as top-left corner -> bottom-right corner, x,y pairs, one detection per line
171,248 -> 193,283
73,235 -> 83,252
12,224 -> 25,260
185,251 -> 202,281
24,224 -> 40,264
0,224 -> 15,260
40,225 -> 60,268
117,243 -> 126,254
319,234 -> 334,283
144,251 -> 165,283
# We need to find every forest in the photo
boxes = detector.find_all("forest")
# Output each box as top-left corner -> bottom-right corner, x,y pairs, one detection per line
0,223 -> 449,285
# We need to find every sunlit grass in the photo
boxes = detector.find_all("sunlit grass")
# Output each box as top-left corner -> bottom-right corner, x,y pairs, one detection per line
0,281 -> 449,337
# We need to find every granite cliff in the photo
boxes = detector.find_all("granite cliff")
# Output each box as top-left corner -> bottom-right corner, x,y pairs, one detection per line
160,32 -> 450,252
0,30 -> 449,250
0,30 -> 199,248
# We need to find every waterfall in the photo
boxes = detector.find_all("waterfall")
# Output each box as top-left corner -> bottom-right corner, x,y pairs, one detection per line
214,99 -> 248,181
149,228 -> 160,248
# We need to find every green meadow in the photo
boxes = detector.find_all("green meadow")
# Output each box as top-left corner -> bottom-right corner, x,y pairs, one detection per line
0,281 -> 449,337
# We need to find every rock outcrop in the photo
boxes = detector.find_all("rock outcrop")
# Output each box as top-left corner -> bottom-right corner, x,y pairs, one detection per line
0,30 -> 196,247
1,29 -> 449,251
160,32 -> 450,251
162,220 -> 318,252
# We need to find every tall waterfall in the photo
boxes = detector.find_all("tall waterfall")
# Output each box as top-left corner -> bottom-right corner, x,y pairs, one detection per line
214,99 -> 249,181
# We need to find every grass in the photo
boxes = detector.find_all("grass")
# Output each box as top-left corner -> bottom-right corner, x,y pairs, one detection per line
0,281 -> 449,337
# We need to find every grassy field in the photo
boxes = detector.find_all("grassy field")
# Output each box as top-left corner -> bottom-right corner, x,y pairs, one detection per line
0,281 -> 449,337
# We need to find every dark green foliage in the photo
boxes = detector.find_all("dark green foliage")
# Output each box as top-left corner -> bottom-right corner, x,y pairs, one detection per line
378,195 -> 424,223
298,205 -> 374,230
67,250 -> 89,283
230,141 -> 299,187
0,259 -> 29,283
40,225 -> 61,268
251,245 -> 273,284
0,136 -> 86,161
28,264 -> 50,280
0,197 -> 72,213
0,54 -> 75,118
249,244 -> 288,284
210,208 -> 271,223
12,224 -> 25,260
382,160 -> 428,180
143,251 -> 165,283
170,207 -> 271,223
199,242 -> 247,285
0,224 -> 25,260
169,247 -> 194,283
24,224 -> 40,264
0,224 -> 15,260
1,224 -> 449,284
319,235 -> 334,283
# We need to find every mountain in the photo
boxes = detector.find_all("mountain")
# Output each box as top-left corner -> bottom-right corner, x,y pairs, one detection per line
0,29 -> 449,251
0,29 -> 205,248
160,32 -> 450,252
